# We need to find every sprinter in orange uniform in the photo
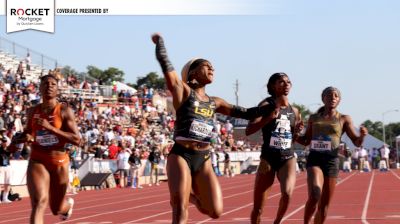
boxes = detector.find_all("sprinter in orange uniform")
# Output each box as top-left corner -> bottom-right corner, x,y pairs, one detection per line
10,74 -> 81,224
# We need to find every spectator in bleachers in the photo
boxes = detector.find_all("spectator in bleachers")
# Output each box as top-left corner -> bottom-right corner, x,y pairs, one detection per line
358,146 -> 368,172
351,148 -> 359,170
342,147 -> 352,172
148,146 -> 161,186
371,148 -> 379,169
223,150 -> 232,178
0,110 -> 4,130
0,136 -> 12,203
16,61 -> 24,75
129,149 -> 143,189
210,148 -> 221,176
108,139 -> 119,160
225,120 -> 233,135
380,144 -> 390,171
117,148 -> 131,188
25,53 -> 31,71
13,113 -> 23,133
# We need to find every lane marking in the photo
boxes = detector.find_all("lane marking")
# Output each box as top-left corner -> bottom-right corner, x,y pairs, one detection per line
361,170 -> 375,224
125,175 -> 308,224
390,169 -> 400,180
385,215 -> 400,218
122,177 -> 308,224
282,171 -> 358,221
57,200 -> 170,224
196,182 -> 308,224
0,175 -> 256,223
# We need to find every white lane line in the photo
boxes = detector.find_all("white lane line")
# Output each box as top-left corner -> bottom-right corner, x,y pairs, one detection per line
385,215 -> 400,218
390,169 -> 400,180
195,182 -> 308,224
0,175 -> 252,223
361,170 -> 375,224
125,175 -> 307,224
282,171 -> 358,222
57,199 -> 171,224
121,176 -> 298,224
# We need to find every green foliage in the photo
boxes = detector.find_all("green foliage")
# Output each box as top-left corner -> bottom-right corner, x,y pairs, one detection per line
86,65 -> 124,85
361,119 -> 400,147
361,120 -> 383,140
386,122 -> 400,146
61,66 -> 92,82
61,66 -> 78,76
292,103 -> 312,121
135,72 -> 165,89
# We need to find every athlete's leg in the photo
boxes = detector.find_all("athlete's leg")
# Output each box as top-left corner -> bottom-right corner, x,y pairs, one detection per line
274,158 -> 296,224
314,177 -> 336,224
167,154 -> 192,224
303,167 -> 324,224
155,165 -> 159,185
27,161 -> 50,224
48,162 -> 72,215
119,170 -> 125,187
191,159 -> 223,219
149,164 -> 154,185
251,158 -> 276,224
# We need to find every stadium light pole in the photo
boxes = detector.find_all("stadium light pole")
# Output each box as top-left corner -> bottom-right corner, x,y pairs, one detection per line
382,109 -> 399,146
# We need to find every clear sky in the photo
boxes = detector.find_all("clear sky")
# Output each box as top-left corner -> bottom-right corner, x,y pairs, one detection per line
1,0 -> 400,126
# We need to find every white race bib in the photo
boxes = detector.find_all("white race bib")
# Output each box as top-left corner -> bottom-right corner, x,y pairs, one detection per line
36,134 -> 59,146
311,140 -> 332,151
269,136 -> 292,149
189,120 -> 213,139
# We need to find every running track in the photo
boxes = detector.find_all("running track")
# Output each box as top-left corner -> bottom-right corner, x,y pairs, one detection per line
1,169 -> 400,223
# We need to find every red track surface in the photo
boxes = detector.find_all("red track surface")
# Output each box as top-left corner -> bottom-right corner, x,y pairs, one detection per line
1,169 -> 400,223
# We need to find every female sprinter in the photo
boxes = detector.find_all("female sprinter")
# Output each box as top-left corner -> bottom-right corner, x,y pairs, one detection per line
10,74 -> 81,223
246,73 -> 302,224
152,33 -> 276,223
297,86 -> 367,224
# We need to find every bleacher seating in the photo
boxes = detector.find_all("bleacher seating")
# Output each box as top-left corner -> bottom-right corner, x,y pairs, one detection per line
0,50 -> 44,83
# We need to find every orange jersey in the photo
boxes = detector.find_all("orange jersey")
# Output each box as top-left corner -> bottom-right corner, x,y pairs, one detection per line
29,103 -> 67,151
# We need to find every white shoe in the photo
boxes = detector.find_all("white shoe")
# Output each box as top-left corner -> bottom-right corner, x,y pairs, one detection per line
2,199 -> 12,203
60,198 -> 74,221
148,184 -> 152,186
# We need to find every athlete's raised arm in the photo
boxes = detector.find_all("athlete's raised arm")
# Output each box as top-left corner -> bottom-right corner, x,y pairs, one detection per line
152,33 -> 190,110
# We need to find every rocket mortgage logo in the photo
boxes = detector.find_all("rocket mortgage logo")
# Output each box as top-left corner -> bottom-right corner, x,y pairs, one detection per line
6,0 -> 55,33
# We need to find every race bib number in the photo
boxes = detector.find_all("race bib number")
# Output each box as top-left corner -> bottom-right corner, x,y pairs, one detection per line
189,119 -> 213,139
269,136 -> 292,149
277,118 -> 290,130
268,114 -> 293,150
36,130 -> 59,146
311,140 -> 332,151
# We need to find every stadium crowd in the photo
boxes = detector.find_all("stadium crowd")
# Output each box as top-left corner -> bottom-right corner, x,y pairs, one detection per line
0,60 -> 261,202
0,57 -> 398,204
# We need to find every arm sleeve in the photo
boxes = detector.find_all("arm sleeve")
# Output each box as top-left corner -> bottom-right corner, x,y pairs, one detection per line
155,37 -> 175,73
230,100 -> 276,120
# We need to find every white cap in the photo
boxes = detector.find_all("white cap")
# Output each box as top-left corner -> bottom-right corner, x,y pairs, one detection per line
181,58 -> 200,83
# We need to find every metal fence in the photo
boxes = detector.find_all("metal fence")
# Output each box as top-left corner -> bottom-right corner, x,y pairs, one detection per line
0,36 -> 58,70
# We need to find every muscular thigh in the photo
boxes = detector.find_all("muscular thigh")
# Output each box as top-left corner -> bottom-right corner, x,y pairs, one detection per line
306,166 -> 324,193
277,158 -> 296,193
192,159 -> 222,211
27,161 -> 50,201
48,163 -> 69,208
254,158 -> 276,193
167,154 -> 192,202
